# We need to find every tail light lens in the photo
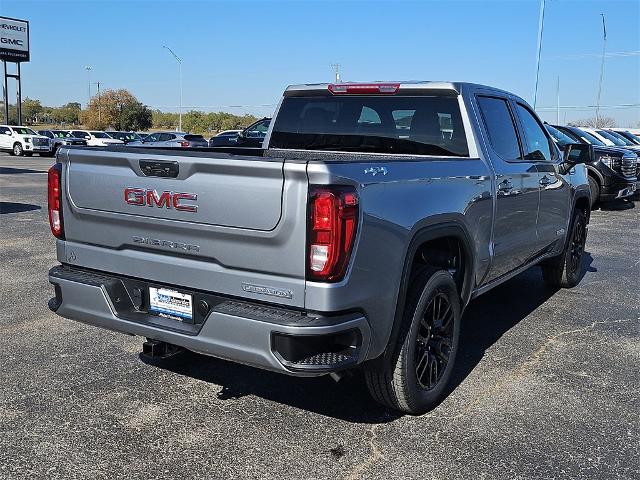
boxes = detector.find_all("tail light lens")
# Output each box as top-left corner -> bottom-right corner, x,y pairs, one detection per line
48,163 -> 64,239
307,186 -> 359,282
179,141 -> 190,147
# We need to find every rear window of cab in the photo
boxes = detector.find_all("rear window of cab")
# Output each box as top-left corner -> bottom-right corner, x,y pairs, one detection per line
270,95 -> 469,157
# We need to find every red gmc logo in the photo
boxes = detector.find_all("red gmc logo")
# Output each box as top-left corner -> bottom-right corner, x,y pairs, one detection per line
124,188 -> 198,213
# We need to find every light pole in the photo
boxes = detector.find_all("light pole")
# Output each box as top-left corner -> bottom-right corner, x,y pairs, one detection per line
533,0 -> 546,109
595,14 -> 607,126
163,45 -> 183,131
92,81 -> 101,125
85,66 -> 93,107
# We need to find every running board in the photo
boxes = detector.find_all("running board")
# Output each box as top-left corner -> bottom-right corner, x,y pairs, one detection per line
471,250 -> 557,299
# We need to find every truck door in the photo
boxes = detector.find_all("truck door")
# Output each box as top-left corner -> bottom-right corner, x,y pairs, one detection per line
476,95 -> 541,282
513,102 -> 571,251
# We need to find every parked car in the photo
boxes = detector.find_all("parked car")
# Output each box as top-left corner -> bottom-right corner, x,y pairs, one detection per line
38,130 -> 88,156
550,125 -> 638,206
127,131 -> 209,148
208,118 -> 271,147
602,130 -> 640,198
0,125 -> 50,156
49,81 -> 595,415
610,127 -> 640,142
105,131 -> 145,144
207,129 -> 242,147
68,130 -> 125,147
602,129 -> 640,150
579,127 -> 631,149
607,130 -> 640,146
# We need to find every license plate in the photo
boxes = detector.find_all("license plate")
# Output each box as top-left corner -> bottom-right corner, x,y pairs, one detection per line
149,287 -> 193,321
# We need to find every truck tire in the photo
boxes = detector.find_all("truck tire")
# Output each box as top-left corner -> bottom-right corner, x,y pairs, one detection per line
588,176 -> 599,209
12,143 -> 23,156
541,209 -> 587,288
365,266 -> 461,415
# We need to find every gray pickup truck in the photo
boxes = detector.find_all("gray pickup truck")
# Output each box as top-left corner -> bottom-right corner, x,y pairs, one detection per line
48,81 -> 591,414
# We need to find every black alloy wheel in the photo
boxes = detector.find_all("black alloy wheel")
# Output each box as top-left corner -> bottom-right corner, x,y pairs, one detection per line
415,291 -> 454,390
568,216 -> 586,277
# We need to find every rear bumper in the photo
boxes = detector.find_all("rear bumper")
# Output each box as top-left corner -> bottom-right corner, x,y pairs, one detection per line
48,266 -> 371,376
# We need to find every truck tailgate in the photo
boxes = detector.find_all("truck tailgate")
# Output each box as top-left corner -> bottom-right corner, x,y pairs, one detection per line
58,147 -> 308,308
67,148 -> 283,230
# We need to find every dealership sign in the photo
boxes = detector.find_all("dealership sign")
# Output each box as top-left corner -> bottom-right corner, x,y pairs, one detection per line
0,16 -> 29,62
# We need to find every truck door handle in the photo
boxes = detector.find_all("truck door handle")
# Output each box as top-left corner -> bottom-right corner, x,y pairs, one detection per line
539,175 -> 553,186
498,179 -> 513,191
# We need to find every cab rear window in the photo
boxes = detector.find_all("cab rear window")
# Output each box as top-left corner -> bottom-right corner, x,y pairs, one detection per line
270,95 -> 469,157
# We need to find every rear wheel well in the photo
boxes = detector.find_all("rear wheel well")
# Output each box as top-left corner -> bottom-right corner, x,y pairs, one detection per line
410,236 -> 467,298
373,231 -> 472,366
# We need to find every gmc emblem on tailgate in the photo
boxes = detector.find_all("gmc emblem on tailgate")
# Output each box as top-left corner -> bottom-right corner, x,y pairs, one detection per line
124,188 -> 198,212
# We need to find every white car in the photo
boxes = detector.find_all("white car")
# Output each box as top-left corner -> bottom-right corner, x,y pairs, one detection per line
578,127 -> 630,148
68,130 -> 124,147
0,125 -> 51,156
611,127 -> 640,136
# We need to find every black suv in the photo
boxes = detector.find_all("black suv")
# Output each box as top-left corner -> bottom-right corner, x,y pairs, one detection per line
547,125 -> 637,207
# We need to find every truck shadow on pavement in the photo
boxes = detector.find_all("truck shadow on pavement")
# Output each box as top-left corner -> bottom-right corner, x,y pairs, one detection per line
0,167 -> 46,175
598,199 -> 635,211
141,253 -> 595,423
447,252 -> 595,397
0,202 -> 42,214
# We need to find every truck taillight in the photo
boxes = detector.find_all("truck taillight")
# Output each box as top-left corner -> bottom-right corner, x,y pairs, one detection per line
307,186 -> 359,282
48,163 -> 64,239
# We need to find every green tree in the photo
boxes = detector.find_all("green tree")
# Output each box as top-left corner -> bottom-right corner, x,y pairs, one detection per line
152,109 -> 178,129
22,98 -> 43,124
80,89 -> 151,130
151,109 -> 257,134
183,110 -> 209,133
55,102 -> 82,125
116,102 -> 152,130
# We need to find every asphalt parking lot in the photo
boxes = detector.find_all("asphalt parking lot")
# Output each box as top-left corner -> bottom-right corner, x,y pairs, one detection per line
1,154 -> 638,480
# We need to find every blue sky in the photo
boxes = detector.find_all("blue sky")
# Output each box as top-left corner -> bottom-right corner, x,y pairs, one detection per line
3,0 -> 639,126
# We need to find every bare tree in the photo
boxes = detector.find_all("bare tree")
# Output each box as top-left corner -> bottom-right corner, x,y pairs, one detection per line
568,116 -> 616,128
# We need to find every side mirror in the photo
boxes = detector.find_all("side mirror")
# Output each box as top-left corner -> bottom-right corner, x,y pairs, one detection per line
5,131 -> 12,135
562,143 -> 592,164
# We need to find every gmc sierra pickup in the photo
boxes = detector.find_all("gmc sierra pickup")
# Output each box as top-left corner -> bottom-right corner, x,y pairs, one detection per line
48,82 -> 596,414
